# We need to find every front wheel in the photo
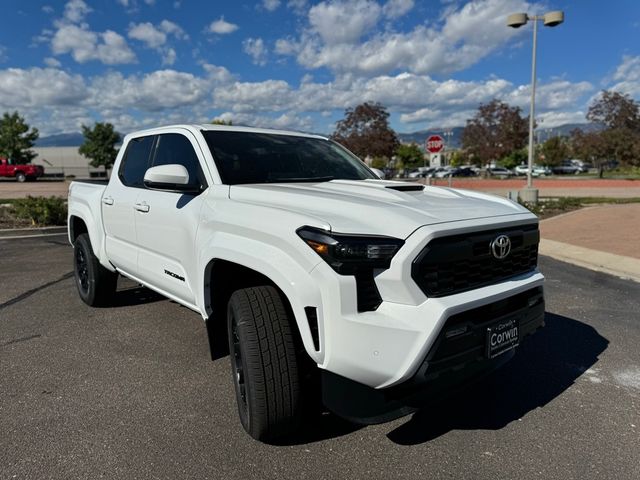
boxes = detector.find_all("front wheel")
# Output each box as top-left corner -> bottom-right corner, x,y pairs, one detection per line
73,233 -> 117,306
15,172 -> 26,182
227,286 -> 302,441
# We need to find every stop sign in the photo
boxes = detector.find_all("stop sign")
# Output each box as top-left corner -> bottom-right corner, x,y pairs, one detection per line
425,135 -> 444,153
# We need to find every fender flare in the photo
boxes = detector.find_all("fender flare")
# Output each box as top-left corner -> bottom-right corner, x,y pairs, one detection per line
198,233 -> 324,364
67,206 -> 114,272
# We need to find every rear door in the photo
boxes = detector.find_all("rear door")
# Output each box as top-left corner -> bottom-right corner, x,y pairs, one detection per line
102,135 -> 155,275
134,131 -> 208,304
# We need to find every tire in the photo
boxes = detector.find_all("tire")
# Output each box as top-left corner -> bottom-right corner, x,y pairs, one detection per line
15,172 -> 26,182
227,286 -> 301,441
73,233 -> 117,307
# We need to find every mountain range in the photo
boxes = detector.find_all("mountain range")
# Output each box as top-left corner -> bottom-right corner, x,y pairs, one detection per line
35,123 -> 601,148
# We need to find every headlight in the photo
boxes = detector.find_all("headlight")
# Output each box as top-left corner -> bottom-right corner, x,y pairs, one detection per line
296,226 -> 404,275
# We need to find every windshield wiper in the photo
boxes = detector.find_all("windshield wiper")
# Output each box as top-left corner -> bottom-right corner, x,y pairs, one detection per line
266,176 -> 335,183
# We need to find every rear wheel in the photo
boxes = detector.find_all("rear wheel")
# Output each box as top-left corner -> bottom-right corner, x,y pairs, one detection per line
15,172 -> 26,182
73,233 -> 117,307
227,286 -> 302,441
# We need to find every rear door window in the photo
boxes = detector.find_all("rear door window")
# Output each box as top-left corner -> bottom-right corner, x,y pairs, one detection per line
119,135 -> 155,188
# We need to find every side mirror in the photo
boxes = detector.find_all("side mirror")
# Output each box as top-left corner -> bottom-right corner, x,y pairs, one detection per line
143,164 -> 200,193
370,167 -> 385,179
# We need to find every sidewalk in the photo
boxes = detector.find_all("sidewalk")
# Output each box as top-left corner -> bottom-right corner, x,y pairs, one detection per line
539,204 -> 640,282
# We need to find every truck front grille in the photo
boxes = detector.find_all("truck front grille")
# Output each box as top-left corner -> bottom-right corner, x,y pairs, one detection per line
411,223 -> 539,297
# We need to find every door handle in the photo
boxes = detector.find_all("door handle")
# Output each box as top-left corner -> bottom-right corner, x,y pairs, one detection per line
102,196 -> 114,205
134,202 -> 150,213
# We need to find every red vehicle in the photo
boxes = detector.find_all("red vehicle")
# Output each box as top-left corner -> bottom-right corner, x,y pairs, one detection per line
0,157 -> 44,182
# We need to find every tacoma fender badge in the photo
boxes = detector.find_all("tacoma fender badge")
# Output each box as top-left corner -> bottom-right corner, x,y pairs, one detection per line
164,269 -> 185,282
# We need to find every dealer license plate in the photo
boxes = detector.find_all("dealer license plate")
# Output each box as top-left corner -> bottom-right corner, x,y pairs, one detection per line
486,318 -> 520,359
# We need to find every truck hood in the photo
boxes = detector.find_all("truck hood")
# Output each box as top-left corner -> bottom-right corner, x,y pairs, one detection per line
229,179 -> 532,239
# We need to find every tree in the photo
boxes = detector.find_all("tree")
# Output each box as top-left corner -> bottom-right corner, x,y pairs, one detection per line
0,111 -> 39,164
395,143 -> 424,168
500,147 -> 528,170
331,102 -> 399,159
570,129 -> 609,177
587,90 -> 640,131
79,122 -> 120,170
539,136 -> 569,167
461,99 -> 529,165
584,90 -> 640,168
211,118 -> 232,125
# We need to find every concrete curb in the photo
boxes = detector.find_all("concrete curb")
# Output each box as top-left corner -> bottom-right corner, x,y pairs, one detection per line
539,238 -> 640,283
0,226 -> 67,239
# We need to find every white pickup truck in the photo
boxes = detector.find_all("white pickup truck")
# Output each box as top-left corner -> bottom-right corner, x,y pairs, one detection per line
68,124 -> 545,441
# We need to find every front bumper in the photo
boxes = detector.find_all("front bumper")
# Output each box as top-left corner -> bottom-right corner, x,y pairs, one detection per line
321,286 -> 545,424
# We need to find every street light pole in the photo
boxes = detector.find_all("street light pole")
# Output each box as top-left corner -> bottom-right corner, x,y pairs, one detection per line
527,16 -> 538,191
507,10 -> 564,204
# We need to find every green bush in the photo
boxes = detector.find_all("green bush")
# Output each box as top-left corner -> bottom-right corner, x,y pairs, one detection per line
12,196 -> 67,226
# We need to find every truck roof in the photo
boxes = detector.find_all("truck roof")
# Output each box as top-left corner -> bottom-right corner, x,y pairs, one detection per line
124,124 -> 328,141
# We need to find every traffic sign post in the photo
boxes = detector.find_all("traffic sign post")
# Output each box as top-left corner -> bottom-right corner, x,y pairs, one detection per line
426,135 -> 445,168
425,135 -> 444,154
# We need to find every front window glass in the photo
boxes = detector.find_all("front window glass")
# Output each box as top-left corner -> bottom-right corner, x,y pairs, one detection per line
152,133 -> 207,189
202,131 -> 376,185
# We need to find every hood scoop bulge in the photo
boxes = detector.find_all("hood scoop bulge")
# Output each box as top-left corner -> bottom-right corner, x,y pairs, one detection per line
384,184 -> 425,192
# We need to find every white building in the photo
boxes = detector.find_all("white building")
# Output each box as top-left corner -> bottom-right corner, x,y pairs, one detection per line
32,147 -> 107,178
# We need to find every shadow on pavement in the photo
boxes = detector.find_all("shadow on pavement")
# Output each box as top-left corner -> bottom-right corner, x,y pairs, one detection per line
386,312 -> 608,445
111,285 -> 165,307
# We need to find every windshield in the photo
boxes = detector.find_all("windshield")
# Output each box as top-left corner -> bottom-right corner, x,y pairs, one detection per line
202,130 -> 377,185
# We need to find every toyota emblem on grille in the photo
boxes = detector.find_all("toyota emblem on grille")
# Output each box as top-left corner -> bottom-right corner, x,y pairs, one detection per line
491,234 -> 511,260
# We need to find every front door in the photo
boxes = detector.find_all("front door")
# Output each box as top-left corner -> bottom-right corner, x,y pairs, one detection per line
135,131 -> 209,305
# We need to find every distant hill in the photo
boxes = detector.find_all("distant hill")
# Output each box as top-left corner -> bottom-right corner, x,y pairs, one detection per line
397,122 -> 600,149
398,127 -> 464,149
35,133 -> 85,147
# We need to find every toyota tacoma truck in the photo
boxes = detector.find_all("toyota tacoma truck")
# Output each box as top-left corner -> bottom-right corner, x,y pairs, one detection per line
68,125 -> 544,441
0,157 -> 44,182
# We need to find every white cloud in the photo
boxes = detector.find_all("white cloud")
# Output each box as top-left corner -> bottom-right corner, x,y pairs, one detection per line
0,46 -> 7,63
537,110 -> 587,128
159,20 -> 187,40
216,111 -> 314,131
127,20 -> 187,64
162,48 -> 177,66
243,38 -> 268,66
208,17 -> 239,35
64,0 -> 91,23
309,0 -> 381,45
610,55 -> 640,97
42,5 -> 55,14
382,0 -> 414,19
278,0 -> 536,77
44,57 -> 62,67
0,68 -> 89,108
128,22 -> 166,48
287,0 -> 308,14
262,0 -> 281,11
52,24 -> 137,64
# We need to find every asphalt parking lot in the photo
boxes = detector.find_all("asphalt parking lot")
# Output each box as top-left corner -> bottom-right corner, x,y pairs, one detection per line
1,236 -> 639,480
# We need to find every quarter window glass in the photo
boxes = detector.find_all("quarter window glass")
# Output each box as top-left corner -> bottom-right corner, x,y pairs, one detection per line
152,133 -> 206,189
120,135 -> 154,188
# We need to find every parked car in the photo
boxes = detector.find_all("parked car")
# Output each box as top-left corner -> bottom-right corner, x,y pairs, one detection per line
552,160 -> 581,175
486,167 -> 514,178
0,157 -> 44,182
68,124 -> 544,441
514,164 -> 551,177
451,167 -> 477,177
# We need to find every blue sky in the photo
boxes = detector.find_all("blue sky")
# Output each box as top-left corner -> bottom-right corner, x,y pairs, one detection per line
0,0 -> 639,136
